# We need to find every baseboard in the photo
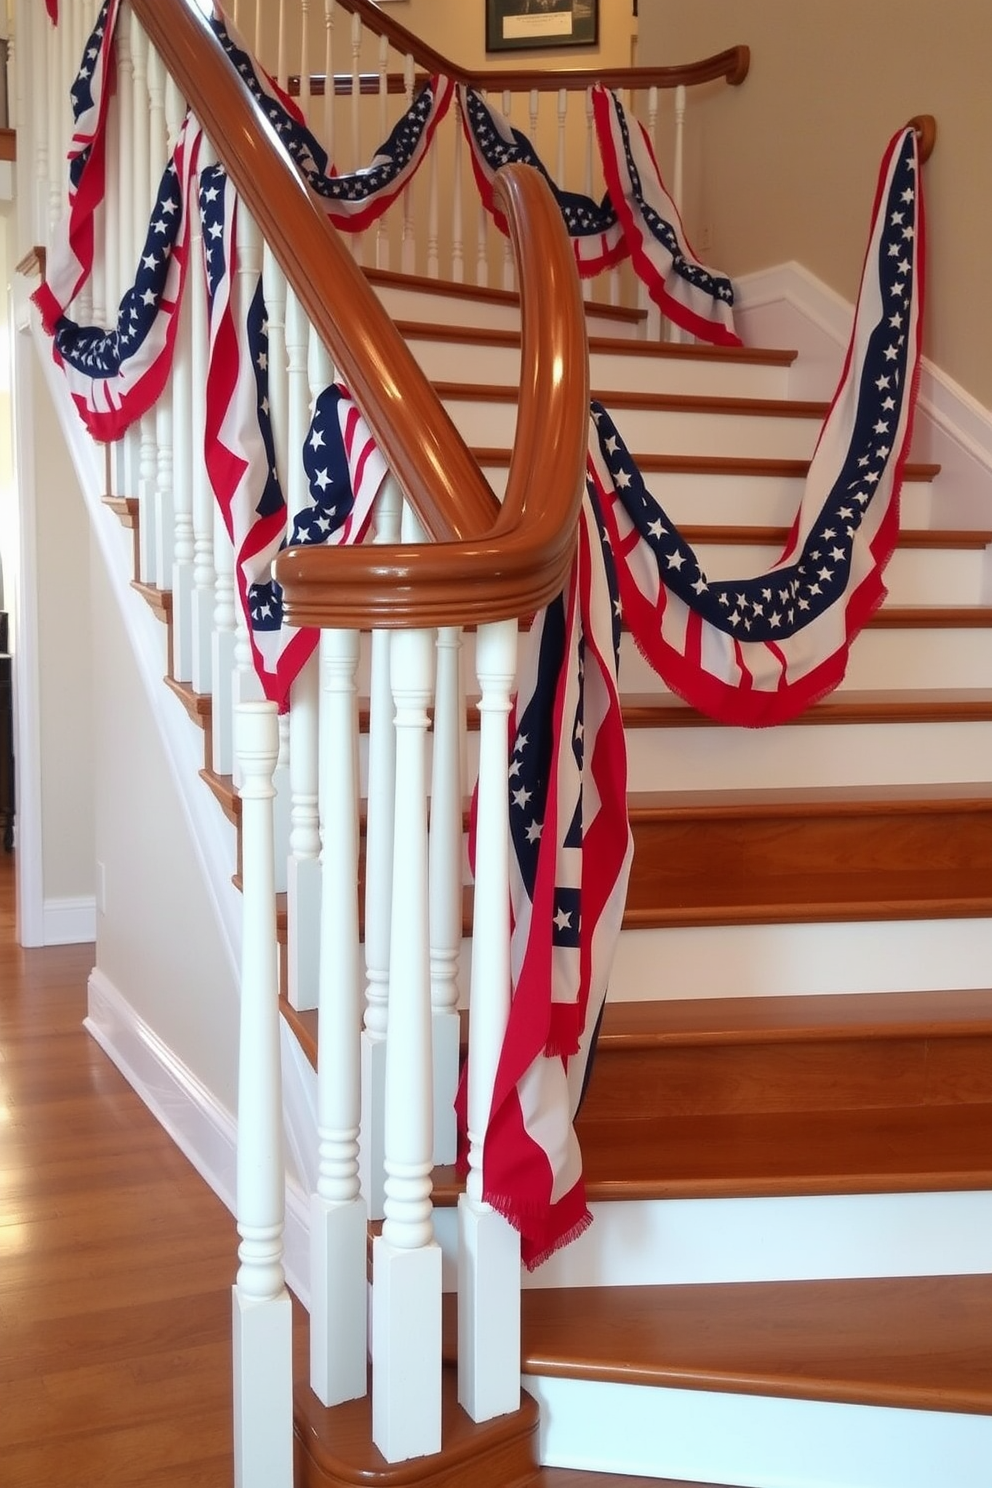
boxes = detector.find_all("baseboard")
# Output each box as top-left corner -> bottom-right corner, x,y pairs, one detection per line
737,261 -> 992,529
41,893 -> 96,945
85,966 -> 312,1308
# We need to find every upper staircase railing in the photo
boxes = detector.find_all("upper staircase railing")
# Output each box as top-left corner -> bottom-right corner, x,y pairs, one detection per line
15,1 -> 749,1482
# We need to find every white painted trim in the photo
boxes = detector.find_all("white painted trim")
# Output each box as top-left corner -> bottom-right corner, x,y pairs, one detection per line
735,261 -> 992,526
86,967 -> 312,1308
9,294 -> 44,943
43,894 -> 97,946
526,1374 -> 992,1488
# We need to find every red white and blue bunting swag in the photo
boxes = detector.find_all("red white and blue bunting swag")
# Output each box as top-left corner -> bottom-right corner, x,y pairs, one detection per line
482,122 -> 924,1268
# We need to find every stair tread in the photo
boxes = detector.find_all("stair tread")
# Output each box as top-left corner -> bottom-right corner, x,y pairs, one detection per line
367,263 -> 645,325
440,380 -> 828,418
621,687 -> 992,727
595,989 -> 992,1048
574,1102 -> 992,1197
518,1274 -> 992,1414
475,445 -> 941,481
433,1103 -> 992,1206
627,779 -> 992,813
398,318 -> 796,368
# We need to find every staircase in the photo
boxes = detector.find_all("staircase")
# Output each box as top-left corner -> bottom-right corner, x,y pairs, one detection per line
16,3 -> 992,1484
239,268 -> 991,1485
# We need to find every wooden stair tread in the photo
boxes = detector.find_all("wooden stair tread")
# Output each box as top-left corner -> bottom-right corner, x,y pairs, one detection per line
518,1275 -> 992,1414
474,445 -> 941,481
439,381 -> 828,419
595,989 -> 992,1047
620,687 -> 992,727
573,1102 -> 992,1198
677,523 -> 992,548
366,263 -> 645,326
627,779 -> 992,814
397,318 -> 796,367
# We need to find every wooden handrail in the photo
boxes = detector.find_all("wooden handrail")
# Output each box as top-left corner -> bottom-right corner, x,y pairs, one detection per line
132,0 -> 497,546
133,0 -> 590,627
313,0 -> 749,92
275,162 -> 591,630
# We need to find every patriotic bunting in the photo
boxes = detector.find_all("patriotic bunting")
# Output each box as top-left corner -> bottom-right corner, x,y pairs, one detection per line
593,85 -> 740,346
480,476 -> 633,1268
45,0 -> 59,23
210,12 -> 454,234
45,117 -> 202,442
459,86 -> 626,279
590,124 -> 923,728
34,0 -> 122,333
200,164 -> 386,710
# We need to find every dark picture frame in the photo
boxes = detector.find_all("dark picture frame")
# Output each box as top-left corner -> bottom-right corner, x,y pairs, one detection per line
486,1 -> 599,54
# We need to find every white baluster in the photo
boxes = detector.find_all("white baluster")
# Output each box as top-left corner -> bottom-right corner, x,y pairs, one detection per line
641,84 -> 663,339
299,0 -> 311,121
451,108 -> 464,284
500,90 -> 515,291
372,622 -> 442,1463
191,138 -> 216,697
458,617 -> 521,1423
284,292 -> 321,1012
401,53 -> 416,274
668,82 -> 688,344
115,17 -> 137,511
44,10 -> 59,233
232,701 -> 294,1488
5,9 -> 15,134
151,68 -> 182,599
427,88 -> 440,282
31,5 -> 48,244
232,213 -> 265,738
360,475 -> 402,1220
429,626 -> 464,1166
375,31 -> 389,268
277,0 -> 288,92
212,501 -> 238,778
322,0 -> 336,157
349,8 -> 361,169
310,627 -> 368,1407
262,246 -> 289,479
475,95 -> 489,288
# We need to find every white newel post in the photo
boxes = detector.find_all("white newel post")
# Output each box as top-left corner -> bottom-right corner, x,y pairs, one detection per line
359,477 -> 402,1220
429,625 -> 464,1166
458,617 -> 521,1423
310,628 -> 368,1406
372,625 -> 442,1464
233,701 -> 294,1488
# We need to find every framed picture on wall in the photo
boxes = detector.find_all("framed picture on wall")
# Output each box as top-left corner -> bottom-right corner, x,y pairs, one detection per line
486,1 -> 599,54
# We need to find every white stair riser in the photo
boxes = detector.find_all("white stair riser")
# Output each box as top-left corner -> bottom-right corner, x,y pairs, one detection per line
445,395 -> 823,460
404,336 -> 792,401
616,627 -> 992,691
686,542 -> 987,607
481,464 -> 941,531
433,1191 -> 992,1292
525,1375 -> 992,1488
354,718 -> 992,796
624,719 -> 992,791
374,281 -> 643,340
611,918 -> 992,1001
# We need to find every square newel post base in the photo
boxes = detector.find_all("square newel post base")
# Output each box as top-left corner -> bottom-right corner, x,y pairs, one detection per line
371,1235 -> 442,1462
457,1194 -> 521,1422
232,1285 -> 294,1488
310,1194 -> 369,1407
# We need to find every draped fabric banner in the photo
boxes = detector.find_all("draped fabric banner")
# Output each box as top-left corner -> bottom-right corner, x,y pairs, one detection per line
46,117 -> 203,442
478,480 -> 633,1268
459,85 -> 626,280
200,164 -> 386,710
479,124 -> 923,1266
592,124 -> 923,728
34,0 -> 122,333
593,85 -> 741,346
210,13 -> 454,234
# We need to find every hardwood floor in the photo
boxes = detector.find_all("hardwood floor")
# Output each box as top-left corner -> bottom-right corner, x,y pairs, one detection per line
0,850 -> 238,1487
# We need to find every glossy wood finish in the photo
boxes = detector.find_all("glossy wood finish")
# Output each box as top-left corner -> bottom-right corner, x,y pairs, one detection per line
624,782 -> 992,926
0,853 -> 239,1487
577,990 -> 992,1122
520,1276 -> 992,1414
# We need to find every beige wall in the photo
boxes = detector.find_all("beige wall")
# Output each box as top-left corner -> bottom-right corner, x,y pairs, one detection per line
637,0 -> 992,409
391,0 -> 636,71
